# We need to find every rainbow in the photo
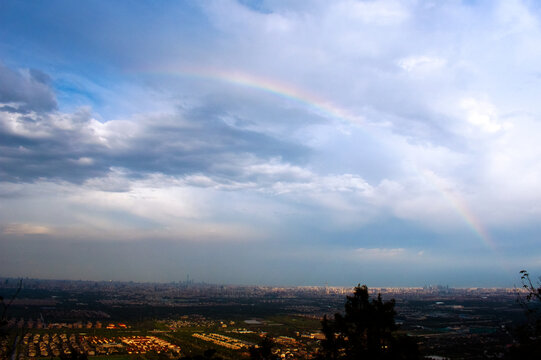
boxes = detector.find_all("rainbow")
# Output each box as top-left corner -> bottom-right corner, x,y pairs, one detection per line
422,170 -> 497,252
147,65 -> 497,252
148,66 -> 364,125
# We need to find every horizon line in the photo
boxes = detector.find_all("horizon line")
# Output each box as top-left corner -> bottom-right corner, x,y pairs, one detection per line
0,276 -> 521,290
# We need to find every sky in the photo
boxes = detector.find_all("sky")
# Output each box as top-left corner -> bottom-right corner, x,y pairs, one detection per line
1,0 -> 541,287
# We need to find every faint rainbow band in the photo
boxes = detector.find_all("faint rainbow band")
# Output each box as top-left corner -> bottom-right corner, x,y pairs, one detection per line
147,66 -> 497,252
422,170 -> 497,252
152,66 -> 364,124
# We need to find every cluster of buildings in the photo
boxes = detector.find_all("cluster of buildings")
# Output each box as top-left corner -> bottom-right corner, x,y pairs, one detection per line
12,334 -> 182,359
82,335 -> 124,352
192,332 -> 251,350
230,328 -> 256,334
192,327 -> 323,359
271,336 -> 313,359
0,337 -> 12,359
121,336 -> 181,355
21,332 -> 96,358
5,318 -> 106,330
159,315 -> 217,330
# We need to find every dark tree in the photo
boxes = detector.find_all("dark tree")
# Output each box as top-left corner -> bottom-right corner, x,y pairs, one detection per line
505,270 -> 541,359
316,284 -> 420,360
0,279 -> 23,360
179,349 -> 223,360
59,352 -> 88,360
0,279 -> 22,333
249,335 -> 279,360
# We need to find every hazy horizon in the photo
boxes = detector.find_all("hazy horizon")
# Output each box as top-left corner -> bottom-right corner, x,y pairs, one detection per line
0,274 -> 520,290
2,1 -> 541,287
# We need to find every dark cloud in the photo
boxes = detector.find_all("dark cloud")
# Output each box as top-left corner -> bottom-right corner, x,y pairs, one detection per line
28,69 -> 52,85
102,103 -> 309,182
0,63 -> 57,113
0,65 -> 308,184
0,106 -> 108,182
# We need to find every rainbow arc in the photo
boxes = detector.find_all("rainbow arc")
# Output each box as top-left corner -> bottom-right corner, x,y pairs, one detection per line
149,66 -> 497,253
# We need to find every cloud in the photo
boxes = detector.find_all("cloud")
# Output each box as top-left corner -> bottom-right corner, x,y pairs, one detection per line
3,223 -> 52,235
356,247 -> 406,258
0,63 -> 57,113
458,97 -> 513,134
0,106 -> 110,182
0,67 -> 309,184
398,55 -> 446,73
330,0 -> 409,25
71,157 -> 94,165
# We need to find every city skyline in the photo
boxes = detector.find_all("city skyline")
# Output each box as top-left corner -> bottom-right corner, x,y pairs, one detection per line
2,0 -> 541,286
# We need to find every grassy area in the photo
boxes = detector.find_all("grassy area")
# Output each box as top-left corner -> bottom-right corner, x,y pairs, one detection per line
265,315 -> 321,329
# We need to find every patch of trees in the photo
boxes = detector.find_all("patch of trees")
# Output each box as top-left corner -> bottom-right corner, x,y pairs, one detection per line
505,270 -> 541,359
248,335 -> 279,360
180,348 -> 224,360
315,284 -> 420,359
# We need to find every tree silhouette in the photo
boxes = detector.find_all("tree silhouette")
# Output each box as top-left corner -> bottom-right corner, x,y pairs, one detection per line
505,270 -> 541,359
249,335 -> 279,360
316,284 -> 420,360
0,279 -> 22,333
0,279 -> 23,360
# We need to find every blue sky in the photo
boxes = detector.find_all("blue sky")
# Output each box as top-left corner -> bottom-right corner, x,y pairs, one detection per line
1,0 -> 541,286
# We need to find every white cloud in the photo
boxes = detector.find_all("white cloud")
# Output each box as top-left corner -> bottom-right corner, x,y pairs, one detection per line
398,55 -> 446,72
3,223 -> 52,235
356,247 -> 405,257
330,0 -> 409,25
72,157 -> 94,165
244,158 -> 313,181
459,97 -> 510,134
